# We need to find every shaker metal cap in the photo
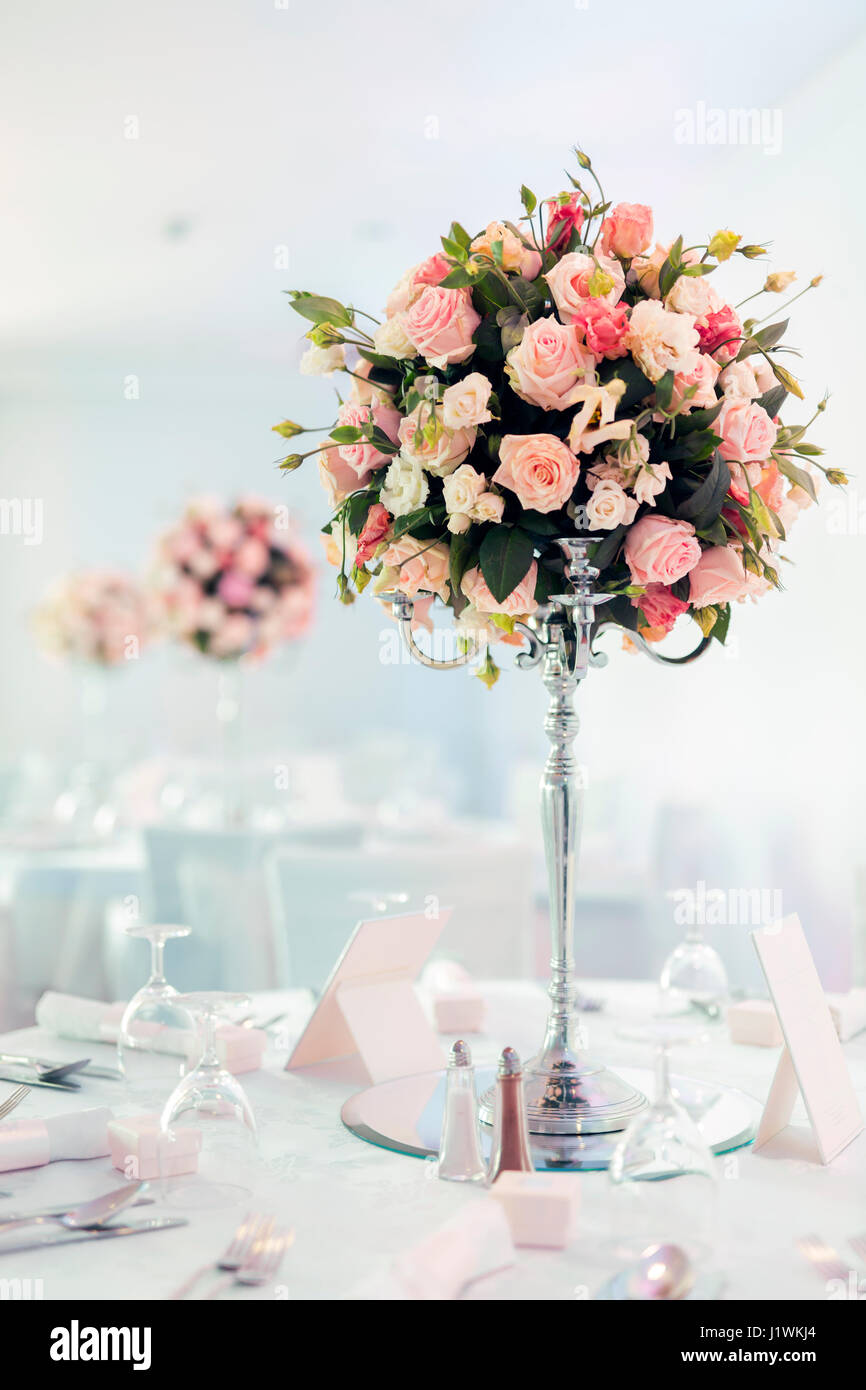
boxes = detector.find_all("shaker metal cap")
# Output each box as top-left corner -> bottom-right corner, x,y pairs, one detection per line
498,1046 -> 522,1077
448,1039 -> 472,1068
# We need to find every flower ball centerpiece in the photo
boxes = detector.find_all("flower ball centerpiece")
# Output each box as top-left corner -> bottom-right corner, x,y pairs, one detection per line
154,496 -> 315,662
274,150 -> 837,1138
276,148 -> 835,687
35,570 -> 154,666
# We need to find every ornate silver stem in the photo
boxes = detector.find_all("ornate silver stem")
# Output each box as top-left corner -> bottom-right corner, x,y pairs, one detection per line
386,539 -> 707,1135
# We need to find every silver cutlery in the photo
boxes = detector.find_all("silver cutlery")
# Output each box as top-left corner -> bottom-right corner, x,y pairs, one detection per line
206,1226 -> 295,1299
0,1070 -> 80,1092
0,1084 -> 30,1120
0,1195 -> 154,1222
0,1179 -> 146,1236
170,1211 -> 272,1299
797,1234 -> 856,1287
0,1052 -> 92,1083
0,1216 -> 187,1254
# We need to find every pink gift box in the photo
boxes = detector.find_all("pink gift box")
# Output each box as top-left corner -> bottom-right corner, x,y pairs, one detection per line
490,1171 -> 580,1248
727,999 -> 784,1047
108,1114 -> 202,1181
432,987 -> 487,1034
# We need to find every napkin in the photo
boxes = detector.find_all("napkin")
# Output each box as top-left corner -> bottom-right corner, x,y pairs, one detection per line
0,1106 -> 112,1173
35,992 -> 126,1043
351,1199 -> 514,1300
826,989 -> 866,1042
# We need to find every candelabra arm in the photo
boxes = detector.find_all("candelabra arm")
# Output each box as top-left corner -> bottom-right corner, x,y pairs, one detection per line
592,620 -> 712,666
386,591 -> 479,670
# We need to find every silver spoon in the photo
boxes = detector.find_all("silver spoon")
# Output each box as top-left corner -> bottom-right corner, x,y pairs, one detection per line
0,1052 -> 91,1084
0,1180 -> 146,1237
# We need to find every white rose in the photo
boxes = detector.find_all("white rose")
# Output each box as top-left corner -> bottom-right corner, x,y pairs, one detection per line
299,343 -> 346,377
632,460 -> 672,506
719,360 -> 760,399
624,300 -> 700,382
447,513 -> 472,534
379,456 -> 430,518
454,604 -> 500,644
472,491 -> 504,524
442,373 -> 494,430
585,478 -> 638,531
373,314 -> 416,360
443,463 -> 486,517
665,275 -> 720,320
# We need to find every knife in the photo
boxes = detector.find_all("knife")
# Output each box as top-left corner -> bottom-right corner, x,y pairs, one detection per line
0,1071 -> 80,1092
0,1197 -> 155,1223
0,1217 -> 187,1254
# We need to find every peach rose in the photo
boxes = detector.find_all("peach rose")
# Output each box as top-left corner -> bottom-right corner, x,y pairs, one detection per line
506,317 -> 594,411
461,560 -> 538,616
599,203 -> 653,260
624,300 -> 700,382
716,398 -> 777,464
624,515 -> 702,585
545,251 -> 625,320
405,286 -> 480,368
441,372 -> 494,430
385,254 -> 451,316
334,400 -> 401,477
398,402 -> 475,477
318,449 -> 370,509
688,546 -> 749,607
665,274 -> 721,320
470,221 -> 542,280
631,242 -> 701,300
585,479 -> 638,531
379,535 -> 450,601
719,360 -> 761,399
493,433 -> 580,513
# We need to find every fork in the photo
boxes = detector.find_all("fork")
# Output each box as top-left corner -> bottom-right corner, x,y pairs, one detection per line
169,1212 -> 271,1300
206,1225 -> 294,1298
797,1234 -> 855,1287
0,1085 -> 30,1121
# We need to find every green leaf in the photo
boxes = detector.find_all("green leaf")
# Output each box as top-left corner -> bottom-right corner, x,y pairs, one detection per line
598,357 -> 654,412
440,235 -> 467,262
449,221 -> 472,251
775,454 -> 818,502
478,526 -> 535,604
676,451 -> 730,529
448,530 -> 474,595
534,563 -> 560,603
655,370 -> 675,413
673,400 -> 724,435
287,293 -> 353,328
390,504 -> 445,540
590,524 -> 627,571
520,184 -> 537,216
439,266 -> 473,288
518,511 -> 562,537
345,492 -> 373,535
756,384 -> 787,418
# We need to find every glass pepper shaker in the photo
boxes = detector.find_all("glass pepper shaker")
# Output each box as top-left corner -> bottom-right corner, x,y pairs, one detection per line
438,1039 -> 486,1184
487,1046 -> 533,1182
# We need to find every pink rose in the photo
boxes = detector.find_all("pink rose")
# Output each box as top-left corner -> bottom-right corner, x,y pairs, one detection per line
506,317 -> 594,411
319,449 -> 370,509
380,536 -> 450,601
233,537 -> 270,579
334,399 -> 401,478
697,305 -> 742,365
543,193 -> 585,252
545,251 -> 625,321
625,515 -> 702,586
470,222 -> 541,280
669,354 -> 720,413
573,300 -> 630,360
716,398 -> 777,464
355,503 -> 391,567
755,460 -> 784,513
461,560 -> 538,616
405,286 -> 480,368
493,433 -> 580,514
600,203 -> 654,260
688,546 -> 749,607
632,582 -> 690,633
217,569 -> 256,608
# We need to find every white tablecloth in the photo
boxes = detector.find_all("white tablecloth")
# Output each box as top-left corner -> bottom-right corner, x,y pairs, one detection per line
0,981 -> 864,1301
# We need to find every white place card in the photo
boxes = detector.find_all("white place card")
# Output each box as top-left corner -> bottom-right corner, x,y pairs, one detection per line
286,909 -> 451,1084
752,914 -> 863,1164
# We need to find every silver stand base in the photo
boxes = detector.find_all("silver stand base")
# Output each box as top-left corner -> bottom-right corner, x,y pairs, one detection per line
478,1052 -> 647,1135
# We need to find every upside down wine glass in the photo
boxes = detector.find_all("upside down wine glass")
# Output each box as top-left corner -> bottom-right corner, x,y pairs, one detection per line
659,918 -> 729,1019
607,1025 -> 718,1265
159,991 -> 258,1210
117,923 -> 194,1095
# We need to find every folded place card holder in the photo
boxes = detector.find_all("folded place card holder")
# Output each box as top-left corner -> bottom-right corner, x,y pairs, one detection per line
752,914 -> 864,1165
286,909 -> 452,1084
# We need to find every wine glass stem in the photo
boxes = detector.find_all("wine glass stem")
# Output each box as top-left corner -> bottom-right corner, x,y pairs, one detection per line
655,1043 -> 671,1104
149,939 -> 167,988
201,1012 -> 220,1068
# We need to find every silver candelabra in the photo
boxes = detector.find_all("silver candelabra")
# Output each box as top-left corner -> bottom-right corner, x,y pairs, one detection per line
385,536 -> 709,1135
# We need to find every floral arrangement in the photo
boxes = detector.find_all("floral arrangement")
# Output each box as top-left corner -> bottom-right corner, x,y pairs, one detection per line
34,570 -> 154,666
154,496 -> 316,660
274,148 -> 840,687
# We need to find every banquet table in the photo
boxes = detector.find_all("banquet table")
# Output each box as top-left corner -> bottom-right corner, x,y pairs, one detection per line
0,980 -> 864,1302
